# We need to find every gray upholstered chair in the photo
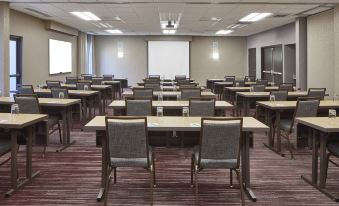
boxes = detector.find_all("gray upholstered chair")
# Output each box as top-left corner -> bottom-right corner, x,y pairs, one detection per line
144,83 -> 161,91
307,88 -> 326,100
175,75 -> 186,81
233,80 -> 245,87
133,88 -> 153,99
180,84 -> 197,89
81,74 -> 93,81
46,80 -> 61,89
244,76 -> 255,82
0,131 -> 11,167
177,79 -> 191,86
51,87 -> 69,99
256,79 -> 268,86
92,77 -> 103,85
279,83 -> 294,91
76,82 -> 92,90
14,94 -> 62,154
324,139 -> 339,185
144,78 -> 160,84
191,118 -> 244,206
104,117 -> 155,203
103,75 -> 114,81
181,88 -> 201,100
277,97 -> 320,159
66,76 -> 78,84
126,99 -> 152,116
252,84 -> 265,92
148,75 -> 160,80
189,98 -> 215,117
270,90 -> 288,101
225,76 -> 236,82
17,85 -> 34,94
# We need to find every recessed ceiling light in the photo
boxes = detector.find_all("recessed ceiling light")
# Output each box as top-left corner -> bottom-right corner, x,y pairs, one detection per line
226,24 -> 248,29
240,13 -> 272,22
106,29 -> 122,34
70,11 -> 101,21
216,30 -> 233,35
163,30 -> 176,34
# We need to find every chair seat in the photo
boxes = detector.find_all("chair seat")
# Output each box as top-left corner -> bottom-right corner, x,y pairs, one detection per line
279,119 -> 293,132
328,141 -> 339,157
0,135 -> 11,156
110,148 -> 153,168
193,146 -> 237,169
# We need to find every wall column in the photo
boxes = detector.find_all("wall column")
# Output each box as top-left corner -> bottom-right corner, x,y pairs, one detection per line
295,17 -> 307,90
334,6 -> 339,95
77,32 -> 87,76
0,2 -> 10,96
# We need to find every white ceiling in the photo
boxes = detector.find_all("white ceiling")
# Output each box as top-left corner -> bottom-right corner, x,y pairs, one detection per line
7,0 -> 339,36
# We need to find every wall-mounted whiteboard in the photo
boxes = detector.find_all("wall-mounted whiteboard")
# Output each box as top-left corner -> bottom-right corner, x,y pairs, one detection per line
148,41 -> 189,79
49,39 -> 72,75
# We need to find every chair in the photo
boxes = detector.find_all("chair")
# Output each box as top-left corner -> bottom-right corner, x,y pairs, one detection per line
17,85 -> 34,94
256,79 -> 268,86
103,75 -> 114,81
279,83 -> 294,91
244,76 -> 255,82
46,80 -> 61,89
181,88 -> 201,100
191,118 -> 244,206
307,88 -> 326,100
133,88 -> 153,99
175,75 -> 186,81
180,84 -> 197,89
65,76 -> 78,84
177,79 -> 191,86
92,77 -> 103,85
148,75 -> 160,80
233,80 -> 245,87
104,117 -> 155,203
51,87 -> 69,99
189,98 -> 215,116
144,78 -> 160,84
277,97 -> 320,159
225,76 -> 236,82
0,131 -> 11,167
324,139 -> 339,185
252,84 -> 265,92
14,94 -> 62,155
126,99 -> 152,116
270,90 -> 288,101
144,83 -> 161,91
81,74 -> 93,81
76,82 -> 92,90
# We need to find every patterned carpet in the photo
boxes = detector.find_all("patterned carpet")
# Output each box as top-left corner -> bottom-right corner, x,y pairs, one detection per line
1,128 -> 339,205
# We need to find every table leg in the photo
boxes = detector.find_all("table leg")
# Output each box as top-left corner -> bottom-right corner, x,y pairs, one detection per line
276,111 -> 281,152
97,131 -> 108,202
319,133 -> 328,188
56,106 -> 76,152
311,129 -> 318,184
82,97 -> 88,123
264,110 -> 285,157
10,130 -> 18,190
242,132 -> 256,202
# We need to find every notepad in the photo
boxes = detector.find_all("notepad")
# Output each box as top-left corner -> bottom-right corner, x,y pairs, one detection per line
190,123 -> 200,127
148,123 -> 159,127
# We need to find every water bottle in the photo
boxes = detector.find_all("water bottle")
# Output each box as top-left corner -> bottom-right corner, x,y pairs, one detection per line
156,106 -> 163,117
84,85 -> 89,91
269,94 -> 276,102
11,104 -> 20,114
59,92 -> 65,99
177,93 -> 181,101
182,107 -> 189,117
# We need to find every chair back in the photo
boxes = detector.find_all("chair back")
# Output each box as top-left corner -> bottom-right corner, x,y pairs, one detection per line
126,99 -> 152,116
148,75 -> 160,80
289,98 -> 320,132
177,79 -> 191,85
144,83 -> 161,91
252,84 -> 265,92
189,98 -> 215,116
133,88 -> 153,99
103,75 -> 114,81
14,94 -> 41,114
308,88 -> 326,100
76,82 -> 92,90
81,74 -> 93,81
180,84 -> 197,89
46,81 -> 61,89
17,85 -> 34,94
279,83 -> 294,91
233,80 -> 245,87
181,88 -> 201,100
66,76 -> 78,84
270,90 -> 288,101
92,77 -> 103,85
144,78 -> 160,84
245,76 -> 255,82
175,75 -> 186,81
105,117 -> 150,166
198,118 -> 243,167
256,79 -> 268,86
51,87 -> 69,99
225,76 -> 235,82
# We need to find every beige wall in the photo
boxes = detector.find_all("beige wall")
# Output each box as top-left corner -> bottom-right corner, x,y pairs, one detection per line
10,10 -> 78,86
307,10 -> 334,96
94,36 -> 247,86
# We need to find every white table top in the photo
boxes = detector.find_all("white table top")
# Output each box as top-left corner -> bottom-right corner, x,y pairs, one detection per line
257,100 -> 339,110
236,91 -> 308,98
0,97 -> 81,107
123,91 -> 215,98
296,117 -> 339,133
34,89 -> 99,96
0,113 -> 47,129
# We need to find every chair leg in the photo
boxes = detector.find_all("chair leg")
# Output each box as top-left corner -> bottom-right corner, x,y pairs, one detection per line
103,167 -> 113,206
57,121 -> 62,144
152,155 -> 156,187
285,134 -> 295,159
324,153 -> 331,185
194,165 -> 199,204
191,155 -> 194,186
235,169 -> 245,206
113,167 -> 116,184
150,165 -> 154,206
230,169 -> 233,188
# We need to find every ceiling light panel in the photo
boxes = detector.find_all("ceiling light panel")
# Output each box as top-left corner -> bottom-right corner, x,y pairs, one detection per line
163,30 -> 176,34
216,30 -> 233,35
70,11 -> 101,21
106,29 -> 122,34
240,13 -> 272,22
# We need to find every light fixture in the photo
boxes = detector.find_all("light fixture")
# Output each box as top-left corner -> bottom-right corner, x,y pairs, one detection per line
240,13 -> 272,22
212,41 -> 219,60
106,29 -> 123,34
70,12 -> 101,21
226,24 -> 248,29
117,41 -> 124,58
162,30 -> 176,34
216,30 -> 233,35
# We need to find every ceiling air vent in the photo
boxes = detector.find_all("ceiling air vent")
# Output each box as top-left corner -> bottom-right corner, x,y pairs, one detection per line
25,8 -> 51,18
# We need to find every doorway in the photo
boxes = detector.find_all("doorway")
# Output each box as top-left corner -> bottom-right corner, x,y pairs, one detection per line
9,35 -> 22,96
261,45 -> 283,85
284,44 -> 296,86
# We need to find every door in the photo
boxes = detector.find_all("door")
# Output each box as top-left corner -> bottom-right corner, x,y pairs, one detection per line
9,36 -> 22,96
248,48 -> 256,78
261,45 -> 283,85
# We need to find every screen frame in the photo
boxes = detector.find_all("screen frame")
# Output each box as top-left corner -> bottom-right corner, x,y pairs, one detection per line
48,39 -> 72,76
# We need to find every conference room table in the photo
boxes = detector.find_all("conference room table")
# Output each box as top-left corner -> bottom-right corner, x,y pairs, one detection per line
296,117 -> 339,201
0,113 -> 47,197
84,116 -> 269,202
0,97 -> 81,152
34,88 -> 101,121
137,80 -> 198,87
223,86 -> 281,103
123,90 -> 216,99
256,100 -> 339,157
236,91 -> 308,116
109,100 -> 234,115
132,85 -> 205,91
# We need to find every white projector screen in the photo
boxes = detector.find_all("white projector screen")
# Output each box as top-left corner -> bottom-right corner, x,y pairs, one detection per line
148,41 -> 189,79
49,39 -> 72,75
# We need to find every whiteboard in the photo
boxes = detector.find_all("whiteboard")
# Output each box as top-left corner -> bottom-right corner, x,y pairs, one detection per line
148,41 -> 189,79
49,39 -> 72,75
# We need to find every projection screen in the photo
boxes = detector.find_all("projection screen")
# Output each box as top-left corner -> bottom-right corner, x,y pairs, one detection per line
49,39 -> 72,75
148,41 -> 189,79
